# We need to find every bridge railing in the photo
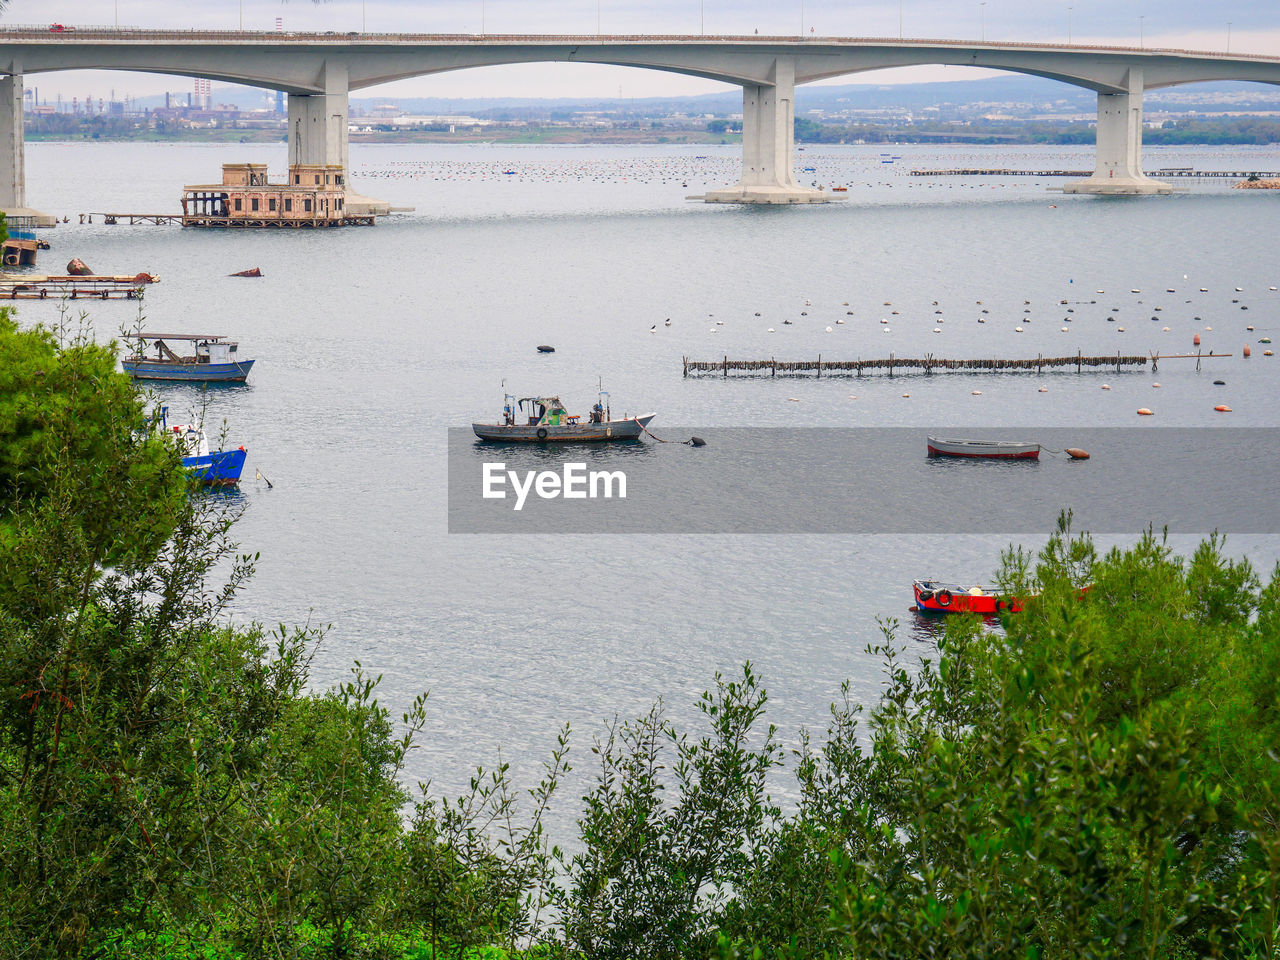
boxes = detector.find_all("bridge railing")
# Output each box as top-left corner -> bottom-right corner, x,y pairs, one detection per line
0,27 -> 1274,61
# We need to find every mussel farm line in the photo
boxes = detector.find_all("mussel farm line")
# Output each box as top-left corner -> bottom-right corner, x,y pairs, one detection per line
682,351 -> 1232,378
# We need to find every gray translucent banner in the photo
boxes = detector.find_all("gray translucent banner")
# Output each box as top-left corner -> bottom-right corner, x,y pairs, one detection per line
447,428 -> 1280,534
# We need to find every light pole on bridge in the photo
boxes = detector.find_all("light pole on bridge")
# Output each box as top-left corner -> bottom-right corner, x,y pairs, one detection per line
1227,21 -> 1232,53
980,2 -> 986,41
1138,15 -> 1144,48
1068,5 -> 1073,43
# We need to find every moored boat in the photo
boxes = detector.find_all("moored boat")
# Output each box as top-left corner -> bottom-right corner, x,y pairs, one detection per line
473,391 -> 655,442
927,436 -> 1040,459
160,407 -> 247,486
123,332 -> 254,383
913,579 -> 1023,615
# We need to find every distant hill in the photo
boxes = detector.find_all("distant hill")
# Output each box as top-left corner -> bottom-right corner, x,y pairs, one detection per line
130,76 -> 1280,116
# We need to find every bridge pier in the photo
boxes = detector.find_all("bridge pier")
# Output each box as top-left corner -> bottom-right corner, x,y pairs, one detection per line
0,71 -> 25,211
287,60 -> 350,175
0,69 -> 53,227
1063,69 -> 1172,196
701,59 -> 831,204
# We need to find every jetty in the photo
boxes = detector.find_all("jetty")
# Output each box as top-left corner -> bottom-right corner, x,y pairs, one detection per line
0,273 -> 158,300
682,350 -> 1231,378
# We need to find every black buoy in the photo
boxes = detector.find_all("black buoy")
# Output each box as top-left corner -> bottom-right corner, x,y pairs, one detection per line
1214,379 -> 1226,385
537,345 -> 555,353
686,436 -> 706,447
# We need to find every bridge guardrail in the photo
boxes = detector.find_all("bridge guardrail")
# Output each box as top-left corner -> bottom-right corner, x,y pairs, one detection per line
0,28 -> 1276,62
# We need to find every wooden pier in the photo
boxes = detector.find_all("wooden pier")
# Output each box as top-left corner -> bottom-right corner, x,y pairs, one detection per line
682,350 -> 1232,378
79,212 -> 376,227
0,273 -> 158,301
79,213 -> 184,225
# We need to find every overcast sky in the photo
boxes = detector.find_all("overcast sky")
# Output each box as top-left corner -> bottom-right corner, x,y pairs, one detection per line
6,0 -> 1277,101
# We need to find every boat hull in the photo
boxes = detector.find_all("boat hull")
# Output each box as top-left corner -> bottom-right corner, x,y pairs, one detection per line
913,579 -> 1023,615
927,436 -> 1039,460
123,359 -> 255,383
473,414 -> 655,442
184,448 -> 246,486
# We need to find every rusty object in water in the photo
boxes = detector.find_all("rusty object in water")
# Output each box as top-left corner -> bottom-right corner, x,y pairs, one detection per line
230,267 -> 263,278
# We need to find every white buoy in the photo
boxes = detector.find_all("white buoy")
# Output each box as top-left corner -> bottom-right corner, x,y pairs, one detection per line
1061,327 -> 1069,332
934,327 -> 942,333
1236,286 -> 1243,292
1101,384 -> 1111,390
972,390 -> 982,395
788,397 -> 801,402
1118,327 -> 1125,332
1038,386 -> 1049,393
1162,326 -> 1170,332
767,327 -> 775,332
826,326 -> 833,332
1015,326 -> 1024,332
1152,382 -> 1162,388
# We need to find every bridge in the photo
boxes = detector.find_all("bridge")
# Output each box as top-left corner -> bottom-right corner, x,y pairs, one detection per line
4,28 -> 1280,215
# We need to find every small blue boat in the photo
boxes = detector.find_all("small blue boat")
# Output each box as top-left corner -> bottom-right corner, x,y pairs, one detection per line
159,407 -> 247,486
123,332 -> 254,383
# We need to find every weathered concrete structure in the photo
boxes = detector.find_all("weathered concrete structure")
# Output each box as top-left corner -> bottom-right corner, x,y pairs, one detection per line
181,162 -> 361,227
4,29 -> 1280,211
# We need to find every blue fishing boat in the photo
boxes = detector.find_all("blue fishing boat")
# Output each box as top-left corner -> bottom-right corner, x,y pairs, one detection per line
123,332 -> 254,383
159,407 -> 247,486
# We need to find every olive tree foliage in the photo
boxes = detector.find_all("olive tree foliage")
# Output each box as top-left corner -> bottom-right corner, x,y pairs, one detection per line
0,311 -> 569,959
717,515 -> 1280,960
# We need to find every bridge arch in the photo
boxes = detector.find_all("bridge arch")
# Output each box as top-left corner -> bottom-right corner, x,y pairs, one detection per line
6,30 -> 1280,208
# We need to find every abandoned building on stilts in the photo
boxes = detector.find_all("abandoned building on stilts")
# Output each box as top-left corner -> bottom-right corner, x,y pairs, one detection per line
181,163 -> 375,227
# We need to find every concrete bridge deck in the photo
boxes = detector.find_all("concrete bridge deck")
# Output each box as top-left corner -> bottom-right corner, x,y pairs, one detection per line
4,29 -> 1280,212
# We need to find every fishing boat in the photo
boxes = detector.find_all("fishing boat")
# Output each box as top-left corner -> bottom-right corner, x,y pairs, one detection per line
473,390 -> 655,442
913,579 -> 1023,615
122,332 -> 254,383
927,436 -> 1040,460
159,407 -> 247,486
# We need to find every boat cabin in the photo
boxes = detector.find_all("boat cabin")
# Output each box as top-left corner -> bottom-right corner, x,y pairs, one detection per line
128,332 -> 240,365
519,396 -> 570,426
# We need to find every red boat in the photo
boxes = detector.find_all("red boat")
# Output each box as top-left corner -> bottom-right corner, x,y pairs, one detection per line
913,579 -> 1023,615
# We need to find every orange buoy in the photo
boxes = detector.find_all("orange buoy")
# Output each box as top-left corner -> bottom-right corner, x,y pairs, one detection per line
1215,405 -> 1232,413
1065,448 -> 1090,459
1193,333 -> 1201,346
1137,408 -> 1154,416
1244,344 -> 1252,357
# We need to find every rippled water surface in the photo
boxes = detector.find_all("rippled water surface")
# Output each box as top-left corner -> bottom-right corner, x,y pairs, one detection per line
21,140 -> 1280,818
